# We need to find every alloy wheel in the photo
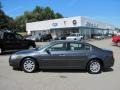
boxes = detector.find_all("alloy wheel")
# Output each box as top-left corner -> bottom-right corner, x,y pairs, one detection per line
23,59 -> 36,73
87,60 -> 101,74
90,62 -> 101,73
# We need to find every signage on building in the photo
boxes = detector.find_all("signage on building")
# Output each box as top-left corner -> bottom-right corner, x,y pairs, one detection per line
72,20 -> 77,25
64,21 -> 66,26
52,23 -> 58,27
86,22 -> 98,28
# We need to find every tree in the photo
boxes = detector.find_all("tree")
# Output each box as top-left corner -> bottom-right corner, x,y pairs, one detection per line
15,5 -> 64,32
0,1 -> 15,30
32,6 -> 43,21
55,13 -> 63,19
42,6 -> 55,20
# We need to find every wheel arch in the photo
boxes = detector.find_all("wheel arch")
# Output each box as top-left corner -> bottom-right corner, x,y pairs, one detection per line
86,57 -> 104,69
20,56 -> 39,68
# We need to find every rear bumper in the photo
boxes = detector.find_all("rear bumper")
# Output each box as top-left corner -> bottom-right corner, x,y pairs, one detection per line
103,56 -> 115,68
112,42 -> 117,46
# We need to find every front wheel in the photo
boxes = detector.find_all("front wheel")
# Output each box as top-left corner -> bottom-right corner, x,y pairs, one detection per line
0,48 -> 3,55
22,58 -> 38,73
87,60 -> 102,74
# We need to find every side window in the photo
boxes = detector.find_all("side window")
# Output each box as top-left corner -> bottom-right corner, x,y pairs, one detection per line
49,43 -> 66,51
15,34 -> 23,40
85,44 -> 90,50
4,33 -> 15,40
69,43 -> 90,51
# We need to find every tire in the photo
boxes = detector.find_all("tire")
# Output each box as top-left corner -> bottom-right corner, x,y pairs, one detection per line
22,58 -> 38,73
0,48 -> 3,55
28,46 -> 34,49
87,60 -> 102,74
117,42 -> 120,47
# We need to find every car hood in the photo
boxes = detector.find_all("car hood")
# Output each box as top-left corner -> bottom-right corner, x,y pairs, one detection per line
67,36 -> 76,38
25,39 -> 35,42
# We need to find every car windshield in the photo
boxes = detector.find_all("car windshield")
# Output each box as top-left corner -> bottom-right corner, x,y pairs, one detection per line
36,42 -> 52,50
70,34 -> 76,36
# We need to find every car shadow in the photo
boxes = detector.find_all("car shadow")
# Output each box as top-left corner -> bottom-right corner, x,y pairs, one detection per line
13,68 -> 114,73
37,69 -> 87,73
102,68 -> 114,72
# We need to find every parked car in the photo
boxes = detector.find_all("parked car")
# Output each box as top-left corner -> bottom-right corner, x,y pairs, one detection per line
25,34 -> 41,42
66,33 -> 83,41
9,40 -> 114,74
40,34 -> 52,42
54,35 -> 66,40
0,30 -> 36,54
93,34 -> 104,40
112,35 -> 120,46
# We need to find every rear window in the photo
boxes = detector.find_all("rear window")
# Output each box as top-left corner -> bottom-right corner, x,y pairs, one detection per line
70,34 -> 76,36
68,42 -> 90,51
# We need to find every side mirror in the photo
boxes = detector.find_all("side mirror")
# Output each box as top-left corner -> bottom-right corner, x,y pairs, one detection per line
45,49 -> 51,54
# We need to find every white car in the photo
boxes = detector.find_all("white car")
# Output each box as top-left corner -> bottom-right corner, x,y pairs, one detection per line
66,33 -> 83,41
93,35 -> 104,40
26,34 -> 41,41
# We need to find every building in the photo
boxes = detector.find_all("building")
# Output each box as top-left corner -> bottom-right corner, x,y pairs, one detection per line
26,16 -> 117,39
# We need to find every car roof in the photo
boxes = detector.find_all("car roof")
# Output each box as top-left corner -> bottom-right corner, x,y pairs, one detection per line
52,40 -> 88,44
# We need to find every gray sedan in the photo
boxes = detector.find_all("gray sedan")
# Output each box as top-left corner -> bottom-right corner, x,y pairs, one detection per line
9,40 -> 114,74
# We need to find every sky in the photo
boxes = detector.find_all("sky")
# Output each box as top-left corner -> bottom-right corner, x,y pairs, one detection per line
1,0 -> 120,27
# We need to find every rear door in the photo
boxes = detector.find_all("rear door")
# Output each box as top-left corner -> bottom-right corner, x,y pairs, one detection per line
64,42 -> 90,69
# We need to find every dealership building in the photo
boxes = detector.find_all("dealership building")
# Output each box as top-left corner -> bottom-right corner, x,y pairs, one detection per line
26,16 -> 118,39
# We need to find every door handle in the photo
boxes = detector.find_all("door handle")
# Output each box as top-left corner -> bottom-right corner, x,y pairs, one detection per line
59,54 -> 65,56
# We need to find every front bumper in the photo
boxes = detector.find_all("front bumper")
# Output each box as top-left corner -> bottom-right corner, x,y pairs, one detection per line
9,55 -> 21,68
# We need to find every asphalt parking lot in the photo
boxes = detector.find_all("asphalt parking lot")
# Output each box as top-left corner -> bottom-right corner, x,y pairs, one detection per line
0,39 -> 120,90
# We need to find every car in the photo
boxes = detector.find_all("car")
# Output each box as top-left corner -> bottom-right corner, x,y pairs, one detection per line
66,33 -> 83,41
9,40 -> 114,74
0,30 -> 36,54
25,34 -> 41,42
54,35 -> 66,40
93,34 -> 104,40
39,34 -> 52,42
112,35 -> 120,46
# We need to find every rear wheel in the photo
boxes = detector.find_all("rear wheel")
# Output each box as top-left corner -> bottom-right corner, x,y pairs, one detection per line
87,60 -> 102,74
117,42 -> 120,47
28,46 -> 34,49
22,58 -> 38,73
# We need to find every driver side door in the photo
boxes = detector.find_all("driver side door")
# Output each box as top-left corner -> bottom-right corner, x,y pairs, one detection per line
40,42 -> 68,69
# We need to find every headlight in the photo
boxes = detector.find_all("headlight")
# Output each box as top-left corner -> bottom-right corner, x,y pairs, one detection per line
11,54 -> 18,59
